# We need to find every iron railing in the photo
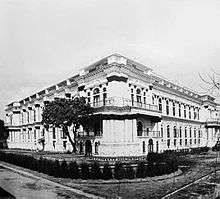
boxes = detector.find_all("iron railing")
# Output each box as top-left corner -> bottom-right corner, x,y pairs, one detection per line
137,130 -> 162,138
91,97 -> 159,111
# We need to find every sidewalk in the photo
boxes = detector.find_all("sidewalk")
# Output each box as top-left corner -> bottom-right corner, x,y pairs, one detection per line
0,162 -> 103,199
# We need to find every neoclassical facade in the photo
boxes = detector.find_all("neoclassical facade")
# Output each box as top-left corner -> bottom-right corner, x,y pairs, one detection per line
5,54 -> 220,156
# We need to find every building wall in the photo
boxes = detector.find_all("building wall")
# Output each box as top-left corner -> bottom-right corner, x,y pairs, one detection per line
5,54 -> 220,156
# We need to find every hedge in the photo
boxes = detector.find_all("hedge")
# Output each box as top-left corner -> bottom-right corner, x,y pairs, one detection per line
0,151 -> 179,180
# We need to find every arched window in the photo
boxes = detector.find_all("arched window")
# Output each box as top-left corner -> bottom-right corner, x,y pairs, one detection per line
87,92 -> 91,103
158,98 -> 162,111
152,96 -> 155,104
179,126 -> 182,138
189,107 -> 191,119
93,88 -> 100,107
148,139 -> 153,153
131,89 -> 134,106
52,127 -> 56,139
184,105 -> 186,118
194,108 -> 197,120
166,100 -> 169,115
189,127 -> 192,138
185,127 -> 187,137
167,125 -> 170,138
143,92 -> 146,104
194,128 -> 197,138
161,124 -> 163,137
143,141 -> 145,153
137,121 -> 143,136
173,102 -> 176,116
136,89 -> 142,104
103,88 -> 107,105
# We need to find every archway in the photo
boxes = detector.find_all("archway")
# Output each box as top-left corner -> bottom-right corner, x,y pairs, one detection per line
148,139 -> 153,153
85,140 -> 92,156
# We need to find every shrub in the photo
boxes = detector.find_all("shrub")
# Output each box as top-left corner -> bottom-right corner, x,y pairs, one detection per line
81,162 -> 90,179
125,164 -> 135,179
147,152 -> 164,164
90,161 -> 102,179
114,162 -> 125,180
60,160 -> 69,178
38,156 -> 44,173
102,163 -> 113,180
136,161 -> 146,178
47,159 -> 55,176
68,161 -> 80,179
53,160 -> 61,177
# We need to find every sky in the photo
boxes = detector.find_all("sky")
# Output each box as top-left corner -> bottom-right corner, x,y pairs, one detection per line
0,0 -> 220,119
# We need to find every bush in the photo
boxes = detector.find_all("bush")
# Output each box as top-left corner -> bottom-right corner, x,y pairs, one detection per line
102,163 -> 113,180
114,162 -> 125,180
60,160 -> 69,178
53,160 -> 61,177
136,161 -> 146,178
90,162 -> 102,179
38,156 -> 44,173
147,152 -> 165,164
81,162 -> 90,179
125,164 -> 135,179
68,161 -> 79,179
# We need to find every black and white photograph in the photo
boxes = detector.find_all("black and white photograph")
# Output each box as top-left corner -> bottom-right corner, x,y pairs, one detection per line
0,0 -> 220,198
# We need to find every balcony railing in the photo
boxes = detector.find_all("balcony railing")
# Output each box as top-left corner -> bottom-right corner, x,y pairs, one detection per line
206,118 -> 220,126
91,97 -> 159,112
77,131 -> 102,139
206,118 -> 220,122
137,130 -> 162,138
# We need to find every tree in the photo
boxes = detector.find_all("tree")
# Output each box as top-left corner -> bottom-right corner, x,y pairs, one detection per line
42,97 -> 93,153
0,120 -> 9,149
199,70 -> 220,96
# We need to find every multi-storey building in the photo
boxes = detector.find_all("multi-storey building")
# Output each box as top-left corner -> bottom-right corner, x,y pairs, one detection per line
5,54 -> 220,156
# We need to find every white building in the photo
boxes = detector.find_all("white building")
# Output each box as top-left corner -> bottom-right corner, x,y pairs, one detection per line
5,54 -> 220,156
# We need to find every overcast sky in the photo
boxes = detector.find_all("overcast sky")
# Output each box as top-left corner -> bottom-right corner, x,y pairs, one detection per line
0,0 -> 220,119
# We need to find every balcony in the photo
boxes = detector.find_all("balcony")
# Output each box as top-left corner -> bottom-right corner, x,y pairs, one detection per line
77,131 -> 102,140
91,97 -> 160,112
137,130 -> 162,138
205,118 -> 220,127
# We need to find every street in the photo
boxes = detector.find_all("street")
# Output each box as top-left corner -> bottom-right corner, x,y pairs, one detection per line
0,165 -> 99,199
